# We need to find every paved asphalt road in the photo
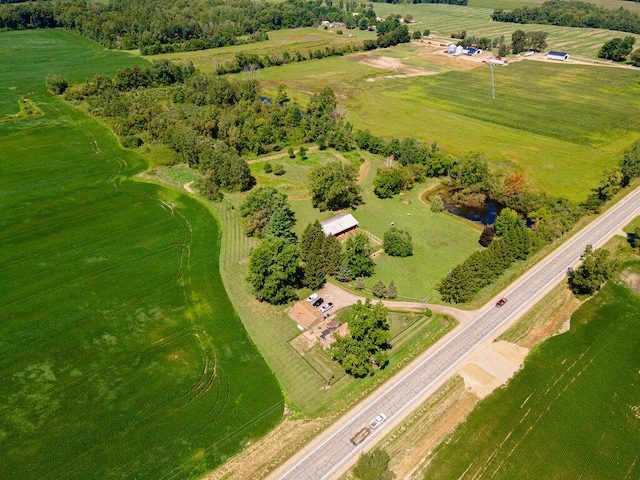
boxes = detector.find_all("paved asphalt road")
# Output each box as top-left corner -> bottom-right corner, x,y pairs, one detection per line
273,185 -> 640,480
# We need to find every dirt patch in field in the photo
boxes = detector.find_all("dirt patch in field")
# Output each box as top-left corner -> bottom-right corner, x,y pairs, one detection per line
357,160 -> 371,184
203,415 -> 325,480
620,268 -> 640,295
349,53 -> 439,81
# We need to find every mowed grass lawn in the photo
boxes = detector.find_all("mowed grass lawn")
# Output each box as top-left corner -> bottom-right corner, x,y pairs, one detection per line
0,30 -> 282,479
423,277 -> 640,479
250,149 -> 481,300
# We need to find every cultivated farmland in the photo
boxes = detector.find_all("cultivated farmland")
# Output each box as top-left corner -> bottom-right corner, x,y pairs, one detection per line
0,30 -> 282,479
422,277 -> 640,479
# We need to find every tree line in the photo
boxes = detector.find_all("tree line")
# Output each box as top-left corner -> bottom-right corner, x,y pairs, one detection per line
213,14 -> 411,75
492,1 -> 640,35
371,0 -> 467,5
0,0 -> 379,54
437,145 -> 640,303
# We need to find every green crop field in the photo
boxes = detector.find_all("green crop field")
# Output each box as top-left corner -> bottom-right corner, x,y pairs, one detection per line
0,30 -> 282,479
374,3 -> 640,52
423,276 -> 640,479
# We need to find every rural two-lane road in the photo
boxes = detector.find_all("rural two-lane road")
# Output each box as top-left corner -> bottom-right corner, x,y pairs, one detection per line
270,185 -> 640,480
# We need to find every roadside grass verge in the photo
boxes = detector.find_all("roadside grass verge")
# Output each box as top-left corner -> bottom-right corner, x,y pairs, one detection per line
423,274 -> 640,479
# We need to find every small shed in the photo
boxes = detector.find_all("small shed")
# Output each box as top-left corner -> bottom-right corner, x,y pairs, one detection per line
546,51 -> 569,61
321,213 -> 359,237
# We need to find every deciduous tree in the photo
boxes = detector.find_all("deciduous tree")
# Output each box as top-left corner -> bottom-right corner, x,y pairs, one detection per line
344,232 -> 376,278
383,227 -> 413,257
308,160 -> 361,211
568,246 -> 617,296
247,237 -> 301,304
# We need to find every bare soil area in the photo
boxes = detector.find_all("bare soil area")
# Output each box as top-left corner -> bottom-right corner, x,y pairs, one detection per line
457,340 -> 529,399
512,288 -> 581,349
349,53 -> 439,81
620,267 -> 640,295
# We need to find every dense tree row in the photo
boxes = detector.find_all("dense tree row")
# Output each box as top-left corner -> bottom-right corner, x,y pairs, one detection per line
581,145 -> 640,212
215,43 -> 364,75
436,145 -> 640,303
0,0 -> 379,53
492,1 -> 640,35
437,225 -> 541,303
372,0 -> 466,5
330,299 -> 391,377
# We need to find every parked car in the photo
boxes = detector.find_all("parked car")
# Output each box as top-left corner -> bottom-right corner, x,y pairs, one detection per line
369,413 -> 387,429
324,302 -> 334,312
307,293 -> 318,303
313,298 -> 324,308
495,298 -> 507,308
319,303 -> 330,313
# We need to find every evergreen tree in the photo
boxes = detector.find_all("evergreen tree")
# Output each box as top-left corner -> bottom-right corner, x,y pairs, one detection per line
372,281 -> 387,298
322,234 -> 343,276
303,252 -> 326,290
354,277 -> 366,290
386,281 -> 397,299
336,258 -> 353,282
300,220 -> 325,263
266,208 -> 297,242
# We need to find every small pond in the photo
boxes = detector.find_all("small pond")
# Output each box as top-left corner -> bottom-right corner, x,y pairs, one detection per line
423,187 -> 530,226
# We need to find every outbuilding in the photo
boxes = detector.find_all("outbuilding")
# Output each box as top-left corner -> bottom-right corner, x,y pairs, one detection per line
321,213 -> 359,237
546,51 -> 569,61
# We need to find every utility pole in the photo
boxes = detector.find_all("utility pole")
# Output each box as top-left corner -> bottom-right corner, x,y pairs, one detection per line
490,62 -> 495,101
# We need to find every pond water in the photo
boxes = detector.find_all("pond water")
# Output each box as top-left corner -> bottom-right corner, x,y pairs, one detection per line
424,187 -> 530,226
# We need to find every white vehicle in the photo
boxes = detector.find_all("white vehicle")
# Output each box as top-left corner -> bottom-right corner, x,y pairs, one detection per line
369,413 -> 387,429
306,293 -> 318,303
319,303 -> 330,313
